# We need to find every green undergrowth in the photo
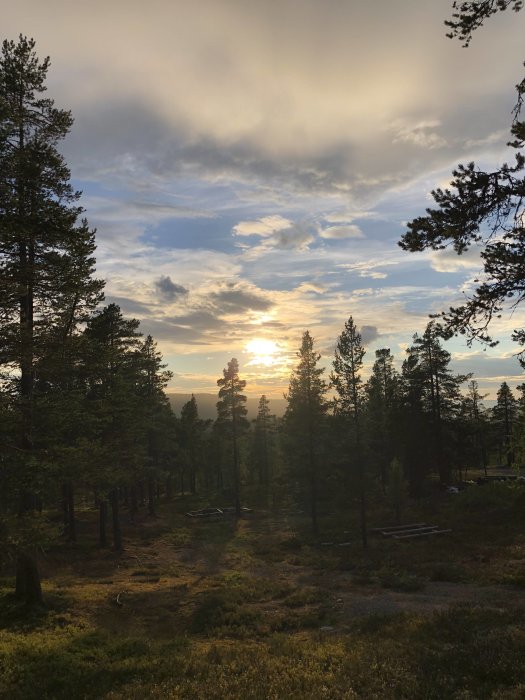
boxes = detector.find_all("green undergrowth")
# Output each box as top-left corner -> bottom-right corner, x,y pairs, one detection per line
2,605 -> 525,699
3,485 -> 525,697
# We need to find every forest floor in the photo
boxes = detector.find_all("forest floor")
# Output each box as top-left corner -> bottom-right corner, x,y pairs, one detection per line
2,483 -> 525,698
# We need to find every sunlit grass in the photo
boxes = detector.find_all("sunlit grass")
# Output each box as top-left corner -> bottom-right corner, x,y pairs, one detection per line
2,605 -> 525,699
2,484 -> 525,698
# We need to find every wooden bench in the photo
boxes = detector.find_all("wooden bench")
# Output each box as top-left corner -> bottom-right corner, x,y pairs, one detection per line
392,529 -> 452,539
371,523 -> 426,534
372,523 -> 452,539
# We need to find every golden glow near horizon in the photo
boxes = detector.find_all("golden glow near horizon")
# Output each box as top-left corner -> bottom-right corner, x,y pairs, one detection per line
5,2 -> 523,400
245,338 -> 283,367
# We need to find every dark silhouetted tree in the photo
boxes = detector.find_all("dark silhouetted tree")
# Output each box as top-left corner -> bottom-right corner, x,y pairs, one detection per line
217,358 -> 248,516
0,36 -> 103,602
180,395 -> 206,495
251,395 -> 278,506
331,317 -> 368,548
493,381 -> 518,467
284,331 -> 328,535
400,2 -> 525,361
461,379 -> 489,475
83,304 -> 143,550
401,323 -> 469,488
365,348 -> 401,493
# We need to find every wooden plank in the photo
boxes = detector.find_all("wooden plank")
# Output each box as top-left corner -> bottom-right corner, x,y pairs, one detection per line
393,529 -> 452,540
382,526 -> 439,537
371,523 -> 426,533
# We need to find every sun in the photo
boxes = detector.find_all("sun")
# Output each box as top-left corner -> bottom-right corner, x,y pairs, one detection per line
245,338 -> 281,367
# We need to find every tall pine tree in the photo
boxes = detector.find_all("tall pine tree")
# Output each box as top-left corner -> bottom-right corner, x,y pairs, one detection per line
331,317 -> 368,548
284,331 -> 328,535
0,36 -> 103,602
217,359 -> 248,516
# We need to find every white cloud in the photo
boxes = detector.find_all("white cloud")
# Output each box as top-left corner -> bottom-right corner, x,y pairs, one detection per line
3,1 -> 523,394
464,130 -> 508,149
319,224 -> 364,239
429,248 -> 482,273
239,220 -> 317,259
233,215 -> 292,237
391,119 -> 447,150
323,209 -> 376,224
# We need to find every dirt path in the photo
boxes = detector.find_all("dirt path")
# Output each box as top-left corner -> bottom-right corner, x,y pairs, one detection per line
51,511 -> 525,634
333,579 -> 525,617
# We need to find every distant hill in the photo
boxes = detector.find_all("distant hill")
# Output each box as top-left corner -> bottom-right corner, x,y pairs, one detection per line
167,392 -> 287,420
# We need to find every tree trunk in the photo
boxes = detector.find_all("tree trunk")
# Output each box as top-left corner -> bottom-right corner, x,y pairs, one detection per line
15,551 -> 42,605
232,416 -> 241,517
130,484 -> 138,523
190,466 -> 196,495
310,472 -> 318,536
67,481 -> 76,543
109,489 -> 122,551
166,475 -> 173,501
62,482 -> 69,535
148,477 -> 156,516
99,499 -> 108,547
359,477 -> 368,549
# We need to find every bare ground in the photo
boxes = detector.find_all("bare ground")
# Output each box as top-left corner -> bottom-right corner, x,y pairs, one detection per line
36,507 -> 525,637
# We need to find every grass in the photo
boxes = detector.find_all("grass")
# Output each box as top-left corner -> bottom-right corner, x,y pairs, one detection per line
2,605 -> 525,699
2,482 -> 525,698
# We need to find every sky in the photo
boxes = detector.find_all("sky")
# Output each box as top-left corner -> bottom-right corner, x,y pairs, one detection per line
5,0 -> 525,400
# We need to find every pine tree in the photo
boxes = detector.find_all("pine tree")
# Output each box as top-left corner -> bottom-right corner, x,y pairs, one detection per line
462,379 -> 488,475
253,395 -> 271,486
252,395 -> 277,506
217,359 -> 248,516
402,323 -> 469,486
400,3 -> 525,359
0,36 -> 103,602
180,395 -> 205,495
284,331 -> 328,534
135,335 -> 174,515
365,348 -> 401,493
83,304 -> 143,549
493,382 -> 518,467
331,317 -> 368,548
512,383 -> 525,469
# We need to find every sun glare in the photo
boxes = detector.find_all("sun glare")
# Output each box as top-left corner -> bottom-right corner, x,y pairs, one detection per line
246,338 -> 281,367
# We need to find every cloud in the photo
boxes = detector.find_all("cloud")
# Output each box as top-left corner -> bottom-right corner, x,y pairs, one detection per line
464,130 -> 508,150
130,200 -> 214,218
167,310 -> 224,331
338,258 -> 398,279
7,0 -> 520,209
4,1 -> 523,396
273,222 -> 315,250
154,275 -> 189,301
429,248 -> 482,273
209,283 -> 273,314
104,295 -> 152,316
319,224 -> 364,240
295,282 -> 327,294
240,220 -> 317,259
391,119 -> 447,150
360,325 -> 380,344
233,215 -> 292,237
323,209 -> 376,224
